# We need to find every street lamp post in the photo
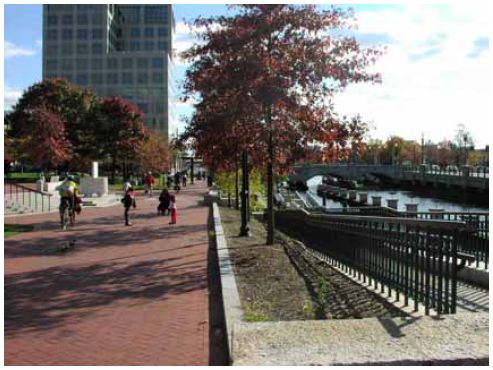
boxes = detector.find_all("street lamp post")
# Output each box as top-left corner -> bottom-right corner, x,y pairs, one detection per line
239,148 -> 250,237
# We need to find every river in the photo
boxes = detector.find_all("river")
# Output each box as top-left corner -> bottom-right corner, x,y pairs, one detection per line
305,176 -> 488,213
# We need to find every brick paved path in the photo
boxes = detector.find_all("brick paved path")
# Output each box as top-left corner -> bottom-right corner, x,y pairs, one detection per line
5,183 -> 212,365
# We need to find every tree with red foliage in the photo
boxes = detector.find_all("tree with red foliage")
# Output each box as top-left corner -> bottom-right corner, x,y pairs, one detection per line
97,97 -> 149,181
138,131 -> 171,174
16,107 -> 73,169
182,5 -> 383,244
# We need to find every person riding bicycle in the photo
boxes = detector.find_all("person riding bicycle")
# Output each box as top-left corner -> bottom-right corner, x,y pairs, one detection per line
57,175 -> 80,226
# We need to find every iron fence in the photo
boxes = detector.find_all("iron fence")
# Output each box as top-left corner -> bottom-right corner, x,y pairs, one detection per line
276,209 -> 475,315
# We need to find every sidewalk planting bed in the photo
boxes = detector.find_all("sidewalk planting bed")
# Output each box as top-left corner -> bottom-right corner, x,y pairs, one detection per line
219,207 -> 406,321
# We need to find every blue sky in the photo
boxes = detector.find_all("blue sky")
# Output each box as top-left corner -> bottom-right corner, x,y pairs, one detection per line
4,4 -> 490,147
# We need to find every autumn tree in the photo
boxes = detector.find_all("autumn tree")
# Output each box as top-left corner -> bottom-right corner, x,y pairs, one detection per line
182,5 -> 383,244
7,78 -> 99,170
16,107 -> 73,169
97,97 -> 149,181
137,131 -> 171,174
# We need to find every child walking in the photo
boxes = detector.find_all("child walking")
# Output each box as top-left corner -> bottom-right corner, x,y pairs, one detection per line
169,193 -> 177,225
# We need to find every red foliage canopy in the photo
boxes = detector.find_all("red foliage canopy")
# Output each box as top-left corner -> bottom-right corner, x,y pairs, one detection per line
181,5 -> 381,172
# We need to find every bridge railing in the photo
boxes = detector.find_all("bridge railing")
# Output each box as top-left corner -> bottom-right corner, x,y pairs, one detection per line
276,209 -> 477,315
403,165 -> 489,178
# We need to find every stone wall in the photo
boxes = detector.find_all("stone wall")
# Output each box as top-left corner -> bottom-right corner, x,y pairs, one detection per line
80,177 -> 108,197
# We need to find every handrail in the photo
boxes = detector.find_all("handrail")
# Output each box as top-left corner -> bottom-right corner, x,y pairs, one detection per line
292,207 -> 471,231
5,181 -> 53,213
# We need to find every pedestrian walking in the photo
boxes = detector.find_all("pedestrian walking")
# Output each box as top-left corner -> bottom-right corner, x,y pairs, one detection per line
122,185 -> 136,226
174,172 -> 181,192
158,188 -> 171,215
169,193 -> 177,225
182,173 -> 187,188
144,171 -> 155,196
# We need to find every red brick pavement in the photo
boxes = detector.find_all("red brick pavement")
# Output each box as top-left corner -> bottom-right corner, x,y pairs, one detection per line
4,183 -> 212,365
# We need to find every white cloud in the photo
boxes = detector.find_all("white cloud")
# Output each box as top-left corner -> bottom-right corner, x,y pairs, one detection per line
4,85 -> 23,111
4,41 -> 36,58
332,4 -> 490,147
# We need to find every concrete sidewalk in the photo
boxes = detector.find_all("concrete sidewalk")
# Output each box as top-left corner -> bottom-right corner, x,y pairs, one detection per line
4,183 -> 213,365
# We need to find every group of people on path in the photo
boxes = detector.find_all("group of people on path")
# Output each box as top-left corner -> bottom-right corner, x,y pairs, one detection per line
122,179 -> 178,227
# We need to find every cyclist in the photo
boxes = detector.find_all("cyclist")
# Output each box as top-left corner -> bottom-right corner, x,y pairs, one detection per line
57,175 -> 80,228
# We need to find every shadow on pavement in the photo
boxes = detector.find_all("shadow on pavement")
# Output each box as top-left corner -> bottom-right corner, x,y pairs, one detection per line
5,256 -> 207,336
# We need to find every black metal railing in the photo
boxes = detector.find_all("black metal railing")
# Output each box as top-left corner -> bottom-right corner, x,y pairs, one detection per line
402,212 -> 488,270
4,182 -> 52,213
276,209 -> 476,315
403,165 -> 489,178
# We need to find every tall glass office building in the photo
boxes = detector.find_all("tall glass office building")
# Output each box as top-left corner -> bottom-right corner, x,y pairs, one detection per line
42,4 -> 175,138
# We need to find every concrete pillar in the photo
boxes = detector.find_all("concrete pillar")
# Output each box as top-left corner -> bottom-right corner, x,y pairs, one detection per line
359,193 -> 368,204
429,208 -> 444,219
348,191 -> 357,200
372,196 -> 382,206
405,203 -> 418,213
387,199 -> 398,210
92,161 -> 99,178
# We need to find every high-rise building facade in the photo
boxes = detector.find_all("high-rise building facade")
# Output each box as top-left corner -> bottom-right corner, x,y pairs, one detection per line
42,4 -> 175,138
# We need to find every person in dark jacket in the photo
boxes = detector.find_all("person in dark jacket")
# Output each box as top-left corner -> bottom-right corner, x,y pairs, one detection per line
158,189 -> 171,215
122,185 -> 136,226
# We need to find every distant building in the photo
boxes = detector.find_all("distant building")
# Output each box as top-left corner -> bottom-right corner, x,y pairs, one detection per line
42,4 -> 175,139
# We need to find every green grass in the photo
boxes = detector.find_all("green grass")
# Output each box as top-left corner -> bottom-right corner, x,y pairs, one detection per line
243,305 -> 271,322
4,224 -> 34,239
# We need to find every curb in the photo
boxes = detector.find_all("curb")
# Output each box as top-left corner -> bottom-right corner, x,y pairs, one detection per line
211,202 -> 243,364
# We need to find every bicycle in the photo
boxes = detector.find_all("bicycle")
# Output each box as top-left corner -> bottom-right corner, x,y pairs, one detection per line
60,197 -> 75,230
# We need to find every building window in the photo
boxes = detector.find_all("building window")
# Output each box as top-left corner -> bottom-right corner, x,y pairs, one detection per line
46,44 -> 58,54
157,41 -> 167,50
76,74 -> 88,85
91,12 -> 103,24
155,102 -> 164,114
144,27 -> 154,38
47,29 -> 58,41
76,58 -> 88,70
77,13 -> 88,25
137,58 -> 148,69
61,29 -> 73,41
157,28 -> 167,37
122,58 -> 133,69
130,41 -> 140,51
122,72 -> 133,84
152,58 -> 164,69
107,58 -> 118,69
152,72 -> 164,83
92,28 -> 103,40
107,73 -> 118,84
61,44 -> 73,55
46,59 -> 57,70
144,6 -> 167,24
62,14 -> 73,25
137,102 -> 149,113
77,29 -> 88,40
47,15 -> 58,26
61,59 -> 73,71
120,6 -> 140,24
130,27 -> 140,37
91,73 -> 103,84
142,41 -> 152,51
137,73 -> 148,84
92,43 -> 103,54
76,44 -> 88,54
92,59 -> 103,69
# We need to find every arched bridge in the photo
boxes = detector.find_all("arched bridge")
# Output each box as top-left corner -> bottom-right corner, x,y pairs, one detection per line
289,164 -> 488,191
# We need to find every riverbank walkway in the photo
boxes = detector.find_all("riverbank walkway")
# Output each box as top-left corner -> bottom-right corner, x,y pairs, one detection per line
4,182 -> 213,365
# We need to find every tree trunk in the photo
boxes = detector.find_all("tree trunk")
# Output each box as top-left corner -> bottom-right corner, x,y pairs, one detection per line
266,106 -> 274,245
235,155 -> 239,210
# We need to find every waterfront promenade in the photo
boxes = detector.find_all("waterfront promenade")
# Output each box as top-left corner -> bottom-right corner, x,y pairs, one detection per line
4,183 -> 212,365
